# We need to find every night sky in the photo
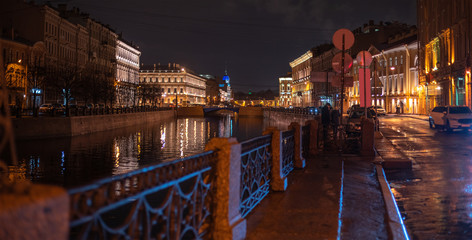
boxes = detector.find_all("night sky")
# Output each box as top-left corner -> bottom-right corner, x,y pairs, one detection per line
54,0 -> 416,92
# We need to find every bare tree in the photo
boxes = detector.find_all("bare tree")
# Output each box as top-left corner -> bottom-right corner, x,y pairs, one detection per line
28,42 -> 47,117
45,62 -> 81,116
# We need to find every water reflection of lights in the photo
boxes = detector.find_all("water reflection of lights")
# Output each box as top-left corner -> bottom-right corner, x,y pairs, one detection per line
464,184 -> 472,194
160,127 -> 166,149
194,120 -> 197,142
114,143 -> 120,168
61,151 -> 65,175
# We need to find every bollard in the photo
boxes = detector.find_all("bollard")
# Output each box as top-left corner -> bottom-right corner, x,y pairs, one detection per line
361,118 -> 375,156
205,138 -> 246,240
263,127 -> 288,191
288,122 -> 306,169
305,120 -> 319,155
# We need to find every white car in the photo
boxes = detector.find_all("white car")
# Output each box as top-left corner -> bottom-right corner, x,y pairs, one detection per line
429,106 -> 472,131
370,106 -> 386,116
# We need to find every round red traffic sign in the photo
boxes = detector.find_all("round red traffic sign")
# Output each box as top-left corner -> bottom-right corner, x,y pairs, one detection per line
332,52 -> 353,73
332,28 -> 355,50
356,51 -> 372,66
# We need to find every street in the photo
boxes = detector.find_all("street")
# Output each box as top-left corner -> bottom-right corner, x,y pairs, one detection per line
381,114 -> 472,239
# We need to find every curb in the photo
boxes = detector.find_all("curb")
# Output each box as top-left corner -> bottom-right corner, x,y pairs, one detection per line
375,164 -> 409,240
374,132 -> 410,240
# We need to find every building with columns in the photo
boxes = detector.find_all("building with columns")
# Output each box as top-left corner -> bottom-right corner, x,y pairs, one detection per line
116,39 -> 140,107
347,30 -> 419,114
139,63 -> 207,106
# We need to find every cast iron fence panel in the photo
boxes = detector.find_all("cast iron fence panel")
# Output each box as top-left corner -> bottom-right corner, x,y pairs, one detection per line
281,130 -> 295,177
302,125 -> 310,159
68,151 -> 217,240
239,135 -> 272,218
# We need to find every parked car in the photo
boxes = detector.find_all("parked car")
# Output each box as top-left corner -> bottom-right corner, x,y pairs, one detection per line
369,106 -> 386,116
39,103 -> 53,114
347,104 -> 361,114
429,106 -> 472,131
346,107 -> 378,137
51,103 -> 65,115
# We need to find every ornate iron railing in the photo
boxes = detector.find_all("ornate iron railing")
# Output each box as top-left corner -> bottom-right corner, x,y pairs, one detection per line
239,134 -> 272,218
302,125 -> 310,159
68,151 -> 217,240
281,130 -> 295,177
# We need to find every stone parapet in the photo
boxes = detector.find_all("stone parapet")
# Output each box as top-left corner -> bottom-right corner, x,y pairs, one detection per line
289,122 -> 306,169
263,127 -> 288,191
205,138 -> 246,240
0,184 -> 69,240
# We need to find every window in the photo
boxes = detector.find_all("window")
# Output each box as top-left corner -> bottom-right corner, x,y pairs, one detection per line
389,58 -> 392,66
400,55 -> 403,65
180,88 -> 183,93
394,57 -> 397,65
174,88 -> 177,93
167,88 -> 170,93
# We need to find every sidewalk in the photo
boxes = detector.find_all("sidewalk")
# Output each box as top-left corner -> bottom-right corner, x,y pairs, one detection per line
245,135 -> 407,239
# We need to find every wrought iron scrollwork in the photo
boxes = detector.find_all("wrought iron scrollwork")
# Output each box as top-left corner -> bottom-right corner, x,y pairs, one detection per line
239,135 -> 272,218
302,125 -> 310,159
281,130 -> 295,177
68,151 -> 217,240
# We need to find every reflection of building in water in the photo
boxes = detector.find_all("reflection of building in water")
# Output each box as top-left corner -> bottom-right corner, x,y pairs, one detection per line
12,115 -> 265,186
112,136 -> 140,176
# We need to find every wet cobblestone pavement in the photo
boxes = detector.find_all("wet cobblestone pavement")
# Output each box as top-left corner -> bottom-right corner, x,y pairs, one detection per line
382,115 -> 472,240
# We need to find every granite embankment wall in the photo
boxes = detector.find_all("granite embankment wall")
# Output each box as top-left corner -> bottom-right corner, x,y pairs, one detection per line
263,110 -> 317,128
12,110 -> 175,139
177,106 -> 204,117
239,107 -> 263,116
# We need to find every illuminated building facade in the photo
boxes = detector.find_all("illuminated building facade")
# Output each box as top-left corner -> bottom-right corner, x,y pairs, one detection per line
278,74 -> 292,107
116,39 -> 140,107
359,35 -> 418,114
139,63 -> 207,106
418,0 -> 472,112
289,50 -> 313,107
1,38 -> 31,109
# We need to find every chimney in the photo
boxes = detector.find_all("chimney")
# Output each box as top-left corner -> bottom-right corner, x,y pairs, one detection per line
153,63 -> 156,69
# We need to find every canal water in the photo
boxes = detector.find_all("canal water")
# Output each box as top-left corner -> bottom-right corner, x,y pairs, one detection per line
11,114 -> 291,188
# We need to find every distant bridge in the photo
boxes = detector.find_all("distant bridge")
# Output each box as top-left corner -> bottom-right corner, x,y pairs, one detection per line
203,107 -> 240,114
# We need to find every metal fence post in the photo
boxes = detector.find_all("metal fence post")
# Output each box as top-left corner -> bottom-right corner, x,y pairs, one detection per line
289,122 -> 306,168
205,138 -> 246,240
263,127 -> 287,191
